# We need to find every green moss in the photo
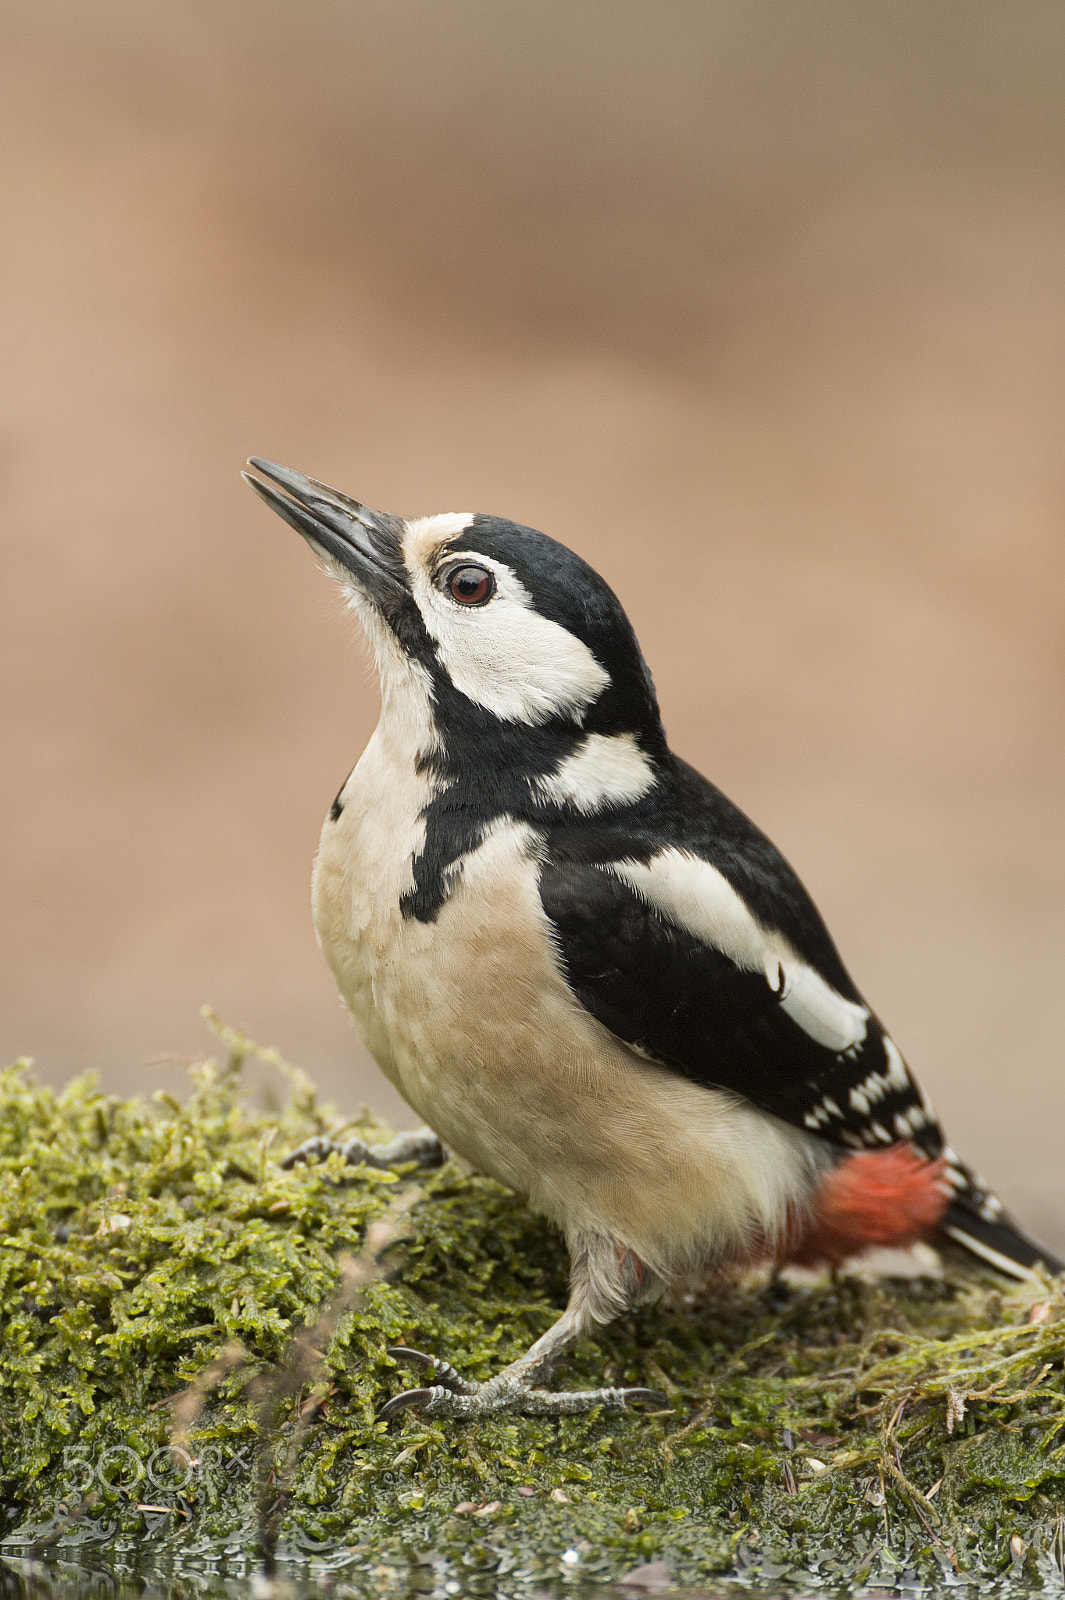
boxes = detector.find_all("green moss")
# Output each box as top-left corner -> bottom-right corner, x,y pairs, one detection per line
1,1015 -> 1063,1592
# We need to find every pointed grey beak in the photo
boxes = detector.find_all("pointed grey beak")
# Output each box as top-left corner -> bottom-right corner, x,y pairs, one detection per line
242,458 -> 409,604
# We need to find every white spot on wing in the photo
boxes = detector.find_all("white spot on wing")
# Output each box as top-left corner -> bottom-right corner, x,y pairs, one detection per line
535,733 -> 655,814
883,1036 -> 910,1091
862,1071 -> 887,1105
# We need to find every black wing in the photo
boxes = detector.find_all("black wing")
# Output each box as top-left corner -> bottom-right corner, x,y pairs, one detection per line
538,856 -> 944,1161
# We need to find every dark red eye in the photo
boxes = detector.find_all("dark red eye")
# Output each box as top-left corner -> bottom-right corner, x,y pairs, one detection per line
446,564 -> 494,606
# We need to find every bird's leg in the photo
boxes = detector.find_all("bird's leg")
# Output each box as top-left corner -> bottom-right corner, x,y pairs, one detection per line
280,1125 -> 444,1172
379,1234 -> 669,1419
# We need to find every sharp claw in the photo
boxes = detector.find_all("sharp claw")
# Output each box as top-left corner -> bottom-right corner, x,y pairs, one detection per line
623,1388 -> 670,1408
378,1378 -> 672,1421
385,1347 -> 479,1394
378,1386 -> 437,1420
386,1346 -> 437,1371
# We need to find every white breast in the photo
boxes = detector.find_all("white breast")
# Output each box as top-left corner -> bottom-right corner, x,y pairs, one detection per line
315,782 -> 824,1276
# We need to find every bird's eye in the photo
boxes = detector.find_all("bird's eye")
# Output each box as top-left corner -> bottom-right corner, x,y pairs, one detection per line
444,564 -> 494,606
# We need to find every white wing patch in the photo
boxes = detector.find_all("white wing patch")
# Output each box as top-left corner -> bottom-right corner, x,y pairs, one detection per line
535,733 -> 656,814
773,961 -> 869,1052
613,849 -> 766,970
405,528 -> 610,726
611,847 -> 870,1053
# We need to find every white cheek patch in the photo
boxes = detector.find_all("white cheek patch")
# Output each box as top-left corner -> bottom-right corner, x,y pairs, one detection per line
440,606 -> 609,724
535,733 -> 656,813
407,541 -> 610,726
611,847 -> 870,1054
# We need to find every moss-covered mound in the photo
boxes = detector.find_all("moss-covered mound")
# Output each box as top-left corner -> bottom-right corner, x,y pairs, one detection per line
1,1017 -> 1063,1592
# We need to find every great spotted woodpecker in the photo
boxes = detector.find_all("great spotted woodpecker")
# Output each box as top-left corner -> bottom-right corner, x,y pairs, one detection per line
243,458 -> 1062,1420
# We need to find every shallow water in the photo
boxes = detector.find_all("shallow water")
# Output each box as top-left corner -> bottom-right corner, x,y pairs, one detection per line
2,1546 -> 1062,1600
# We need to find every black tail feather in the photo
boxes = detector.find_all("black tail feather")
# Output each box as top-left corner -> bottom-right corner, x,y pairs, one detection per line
940,1195 -> 1064,1281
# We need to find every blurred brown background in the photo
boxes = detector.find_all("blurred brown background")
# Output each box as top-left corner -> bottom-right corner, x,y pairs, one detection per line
1,1 -> 1062,1248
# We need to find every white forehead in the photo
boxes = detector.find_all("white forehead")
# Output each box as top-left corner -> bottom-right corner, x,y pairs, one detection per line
402,513 -> 476,569
400,514 -> 610,726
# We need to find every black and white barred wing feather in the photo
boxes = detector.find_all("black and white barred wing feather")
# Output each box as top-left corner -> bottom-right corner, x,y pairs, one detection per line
538,831 -> 1061,1279
538,847 -> 940,1158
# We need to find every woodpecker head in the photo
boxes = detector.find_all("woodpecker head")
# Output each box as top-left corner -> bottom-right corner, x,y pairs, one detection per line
243,460 -> 665,763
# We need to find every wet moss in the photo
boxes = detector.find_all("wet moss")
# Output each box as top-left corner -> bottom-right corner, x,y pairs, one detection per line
1,1015 -> 1063,1590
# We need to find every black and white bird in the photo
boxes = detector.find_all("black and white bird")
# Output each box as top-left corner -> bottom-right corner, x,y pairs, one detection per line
243,458 -> 1062,1420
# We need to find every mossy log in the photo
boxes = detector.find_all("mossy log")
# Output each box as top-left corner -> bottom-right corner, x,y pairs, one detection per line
1,1015 -> 1063,1592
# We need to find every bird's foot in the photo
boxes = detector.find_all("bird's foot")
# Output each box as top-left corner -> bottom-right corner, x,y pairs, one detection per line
281,1127 -> 444,1172
379,1345 -> 667,1419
